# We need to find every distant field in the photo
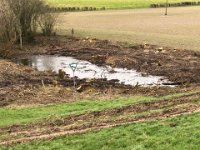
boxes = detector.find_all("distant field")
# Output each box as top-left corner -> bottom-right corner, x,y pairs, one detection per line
57,7 -> 200,50
45,0 -> 198,9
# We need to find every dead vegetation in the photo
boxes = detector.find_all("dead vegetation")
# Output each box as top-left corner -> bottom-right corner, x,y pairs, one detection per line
41,36 -> 200,85
0,58 -> 185,107
1,36 -> 200,106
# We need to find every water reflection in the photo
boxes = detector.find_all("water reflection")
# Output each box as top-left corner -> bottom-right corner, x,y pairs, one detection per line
17,55 -> 172,86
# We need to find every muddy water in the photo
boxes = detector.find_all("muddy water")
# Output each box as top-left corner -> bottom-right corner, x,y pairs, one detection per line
16,55 -> 172,86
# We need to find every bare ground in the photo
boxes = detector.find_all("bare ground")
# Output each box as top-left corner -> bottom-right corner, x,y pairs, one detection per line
40,36 -> 200,84
0,58 -> 182,107
1,36 -> 200,106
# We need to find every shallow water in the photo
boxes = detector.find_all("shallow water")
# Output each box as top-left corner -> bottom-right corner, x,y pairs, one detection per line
16,55 -> 172,86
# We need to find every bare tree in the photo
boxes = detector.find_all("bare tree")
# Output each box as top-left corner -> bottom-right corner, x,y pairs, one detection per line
0,0 -> 17,43
0,0 -> 57,49
38,12 -> 57,36
165,0 -> 168,16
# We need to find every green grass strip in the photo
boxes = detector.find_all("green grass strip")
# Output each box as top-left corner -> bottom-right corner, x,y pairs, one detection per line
0,90 -> 199,127
45,0 -> 198,9
0,96 -> 153,127
1,112 -> 200,150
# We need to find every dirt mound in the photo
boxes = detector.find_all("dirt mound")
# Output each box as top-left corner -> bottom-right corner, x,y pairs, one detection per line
0,60 -> 57,106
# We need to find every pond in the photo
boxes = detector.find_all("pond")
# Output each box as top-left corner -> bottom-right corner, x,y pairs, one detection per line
15,55 -> 173,86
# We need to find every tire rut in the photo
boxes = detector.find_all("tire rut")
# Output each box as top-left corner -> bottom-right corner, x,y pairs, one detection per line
0,93 -> 200,145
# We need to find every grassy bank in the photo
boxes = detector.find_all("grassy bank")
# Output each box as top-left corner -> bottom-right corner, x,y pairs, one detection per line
0,91 -> 198,127
1,112 -> 200,150
0,96 -> 153,127
46,0 -> 198,9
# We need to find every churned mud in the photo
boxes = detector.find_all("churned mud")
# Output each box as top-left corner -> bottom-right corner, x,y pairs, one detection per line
1,36 -> 200,106
0,59 -> 184,106
33,36 -> 200,84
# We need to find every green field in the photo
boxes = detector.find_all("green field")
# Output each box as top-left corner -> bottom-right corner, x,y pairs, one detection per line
1,112 -> 200,150
0,96 -> 154,127
0,90 -> 200,149
46,0 -> 198,9
0,91 -> 190,127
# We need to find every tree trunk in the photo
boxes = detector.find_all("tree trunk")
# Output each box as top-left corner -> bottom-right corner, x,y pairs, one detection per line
165,0 -> 168,16
19,28 -> 23,49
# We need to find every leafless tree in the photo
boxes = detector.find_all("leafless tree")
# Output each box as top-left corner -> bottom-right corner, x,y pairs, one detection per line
165,0 -> 169,15
0,0 -> 57,49
0,1 -> 17,42
38,12 -> 57,36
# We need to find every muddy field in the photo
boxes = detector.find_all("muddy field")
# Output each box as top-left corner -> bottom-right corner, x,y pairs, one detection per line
35,36 -> 200,84
0,58 -> 182,107
1,35 -> 200,106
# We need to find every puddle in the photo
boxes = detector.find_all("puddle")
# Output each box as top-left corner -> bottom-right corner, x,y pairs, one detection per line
15,55 -> 173,86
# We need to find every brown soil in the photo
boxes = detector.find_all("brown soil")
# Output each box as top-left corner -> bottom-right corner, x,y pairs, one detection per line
1,35 -> 200,106
36,36 -> 200,84
0,92 -> 200,145
0,58 -> 185,107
